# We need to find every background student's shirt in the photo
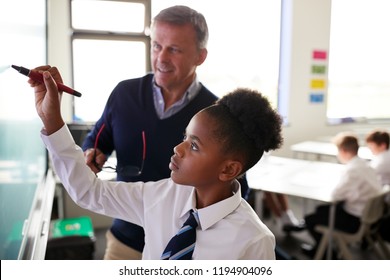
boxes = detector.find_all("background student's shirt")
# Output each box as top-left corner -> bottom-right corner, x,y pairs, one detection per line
331,156 -> 382,217
370,150 -> 390,186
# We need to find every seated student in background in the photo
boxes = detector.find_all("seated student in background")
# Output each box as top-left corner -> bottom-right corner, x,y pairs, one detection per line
263,192 -> 304,232
365,129 -> 390,186
302,132 -> 382,258
29,70 -> 283,259
365,129 -> 390,243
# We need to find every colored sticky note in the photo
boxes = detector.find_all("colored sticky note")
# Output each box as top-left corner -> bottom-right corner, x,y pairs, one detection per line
311,79 -> 326,89
313,50 -> 327,60
310,93 -> 324,103
312,65 -> 326,74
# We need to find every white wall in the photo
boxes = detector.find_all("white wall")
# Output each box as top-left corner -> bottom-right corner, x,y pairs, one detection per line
47,0 -> 73,121
276,0 -> 335,156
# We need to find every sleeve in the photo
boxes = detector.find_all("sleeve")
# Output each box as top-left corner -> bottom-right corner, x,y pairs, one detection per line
42,125 -> 146,226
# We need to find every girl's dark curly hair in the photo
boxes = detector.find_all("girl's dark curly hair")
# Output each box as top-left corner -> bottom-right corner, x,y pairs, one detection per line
204,88 -> 283,173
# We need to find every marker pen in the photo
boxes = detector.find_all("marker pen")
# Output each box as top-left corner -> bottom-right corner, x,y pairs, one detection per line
12,65 -> 82,97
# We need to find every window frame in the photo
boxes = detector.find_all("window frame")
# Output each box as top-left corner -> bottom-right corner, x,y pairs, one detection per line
70,0 -> 151,121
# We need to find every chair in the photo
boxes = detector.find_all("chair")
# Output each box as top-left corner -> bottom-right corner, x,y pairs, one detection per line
314,185 -> 390,260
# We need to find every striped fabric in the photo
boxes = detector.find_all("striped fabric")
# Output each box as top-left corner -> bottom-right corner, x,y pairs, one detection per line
161,210 -> 199,260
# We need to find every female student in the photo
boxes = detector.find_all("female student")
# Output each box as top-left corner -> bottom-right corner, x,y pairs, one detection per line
29,68 -> 283,259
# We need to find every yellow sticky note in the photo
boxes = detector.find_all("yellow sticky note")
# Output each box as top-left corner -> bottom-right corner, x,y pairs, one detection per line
311,79 -> 325,89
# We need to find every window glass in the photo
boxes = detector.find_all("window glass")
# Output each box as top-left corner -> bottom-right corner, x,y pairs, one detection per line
327,0 -> 390,122
71,0 -> 145,32
73,39 -> 146,121
71,0 -> 149,122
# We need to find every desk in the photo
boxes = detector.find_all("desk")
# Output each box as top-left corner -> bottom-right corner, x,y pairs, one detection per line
246,156 -> 344,259
291,141 -> 372,161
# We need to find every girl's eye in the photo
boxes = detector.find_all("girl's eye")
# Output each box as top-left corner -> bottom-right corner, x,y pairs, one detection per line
190,142 -> 199,151
183,134 -> 198,151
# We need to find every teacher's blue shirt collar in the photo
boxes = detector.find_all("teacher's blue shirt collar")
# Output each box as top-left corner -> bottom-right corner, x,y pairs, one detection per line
152,75 -> 201,119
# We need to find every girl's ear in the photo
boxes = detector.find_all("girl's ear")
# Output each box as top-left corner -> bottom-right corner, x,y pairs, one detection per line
219,160 -> 243,182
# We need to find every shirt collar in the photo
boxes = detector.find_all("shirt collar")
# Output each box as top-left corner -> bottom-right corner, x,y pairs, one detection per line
185,75 -> 201,101
180,180 -> 242,231
152,76 -> 201,119
180,187 -> 197,218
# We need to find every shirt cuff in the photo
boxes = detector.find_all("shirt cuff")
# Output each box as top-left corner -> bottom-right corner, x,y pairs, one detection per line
41,124 -> 76,153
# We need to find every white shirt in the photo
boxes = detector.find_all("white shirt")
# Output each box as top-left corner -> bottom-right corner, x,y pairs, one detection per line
42,125 -> 276,260
369,150 -> 390,186
331,156 -> 382,217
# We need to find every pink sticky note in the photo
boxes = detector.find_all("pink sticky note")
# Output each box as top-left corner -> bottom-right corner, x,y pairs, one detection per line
313,50 -> 327,60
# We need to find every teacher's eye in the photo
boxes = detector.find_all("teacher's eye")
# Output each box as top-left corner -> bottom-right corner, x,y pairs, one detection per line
152,42 -> 162,52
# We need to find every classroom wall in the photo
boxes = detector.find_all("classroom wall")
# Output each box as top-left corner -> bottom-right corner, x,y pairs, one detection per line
47,0 -> 73,121
270,0 -> 389,157
276,0 -> 336,156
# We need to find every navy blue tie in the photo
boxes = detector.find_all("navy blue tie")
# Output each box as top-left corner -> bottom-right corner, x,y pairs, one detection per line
161,210 -> 199,260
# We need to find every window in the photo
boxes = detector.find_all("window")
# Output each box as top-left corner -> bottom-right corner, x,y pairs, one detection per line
71,0 -> 281,121
327,0 -> 390,123
71,0 -> 151,122
0,0 -> 46,120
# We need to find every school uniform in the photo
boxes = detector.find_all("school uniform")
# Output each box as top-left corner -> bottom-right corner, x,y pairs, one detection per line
370,150 -> 390,186
41,125 -> 276,260
305,156 -> 382,245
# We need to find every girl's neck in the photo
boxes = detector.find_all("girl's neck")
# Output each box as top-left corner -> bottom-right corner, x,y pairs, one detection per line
195,181 -> 236,209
